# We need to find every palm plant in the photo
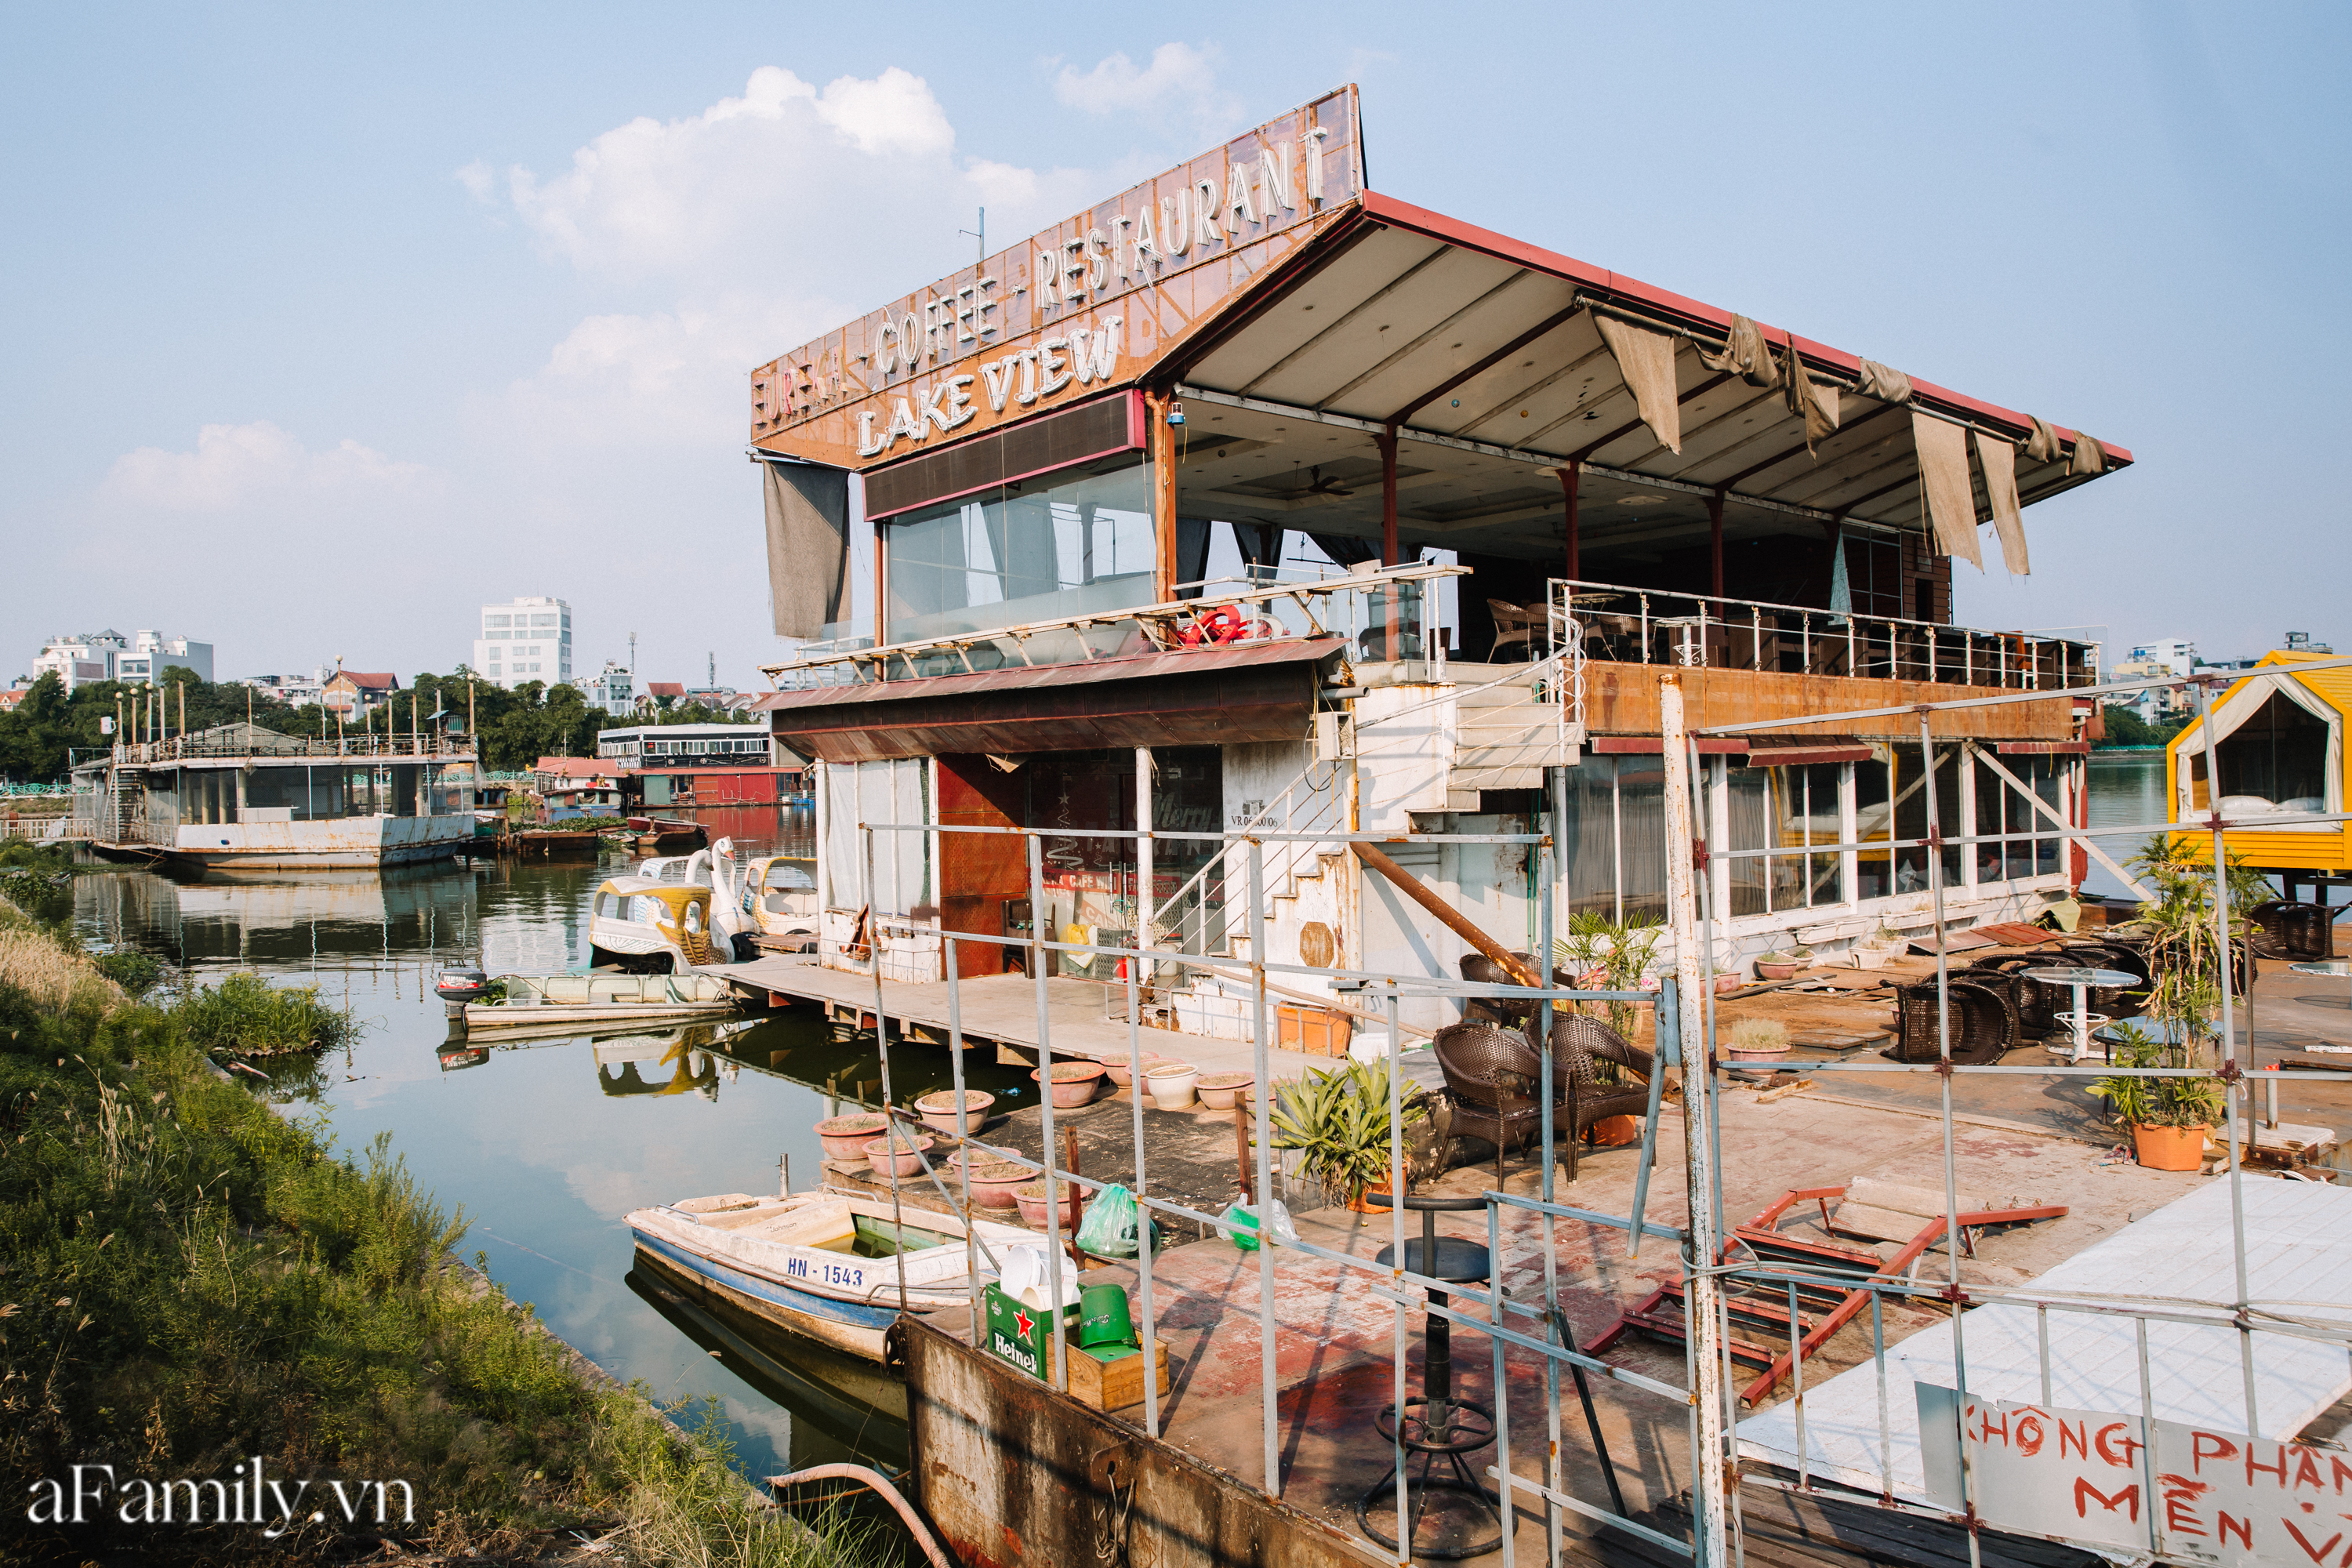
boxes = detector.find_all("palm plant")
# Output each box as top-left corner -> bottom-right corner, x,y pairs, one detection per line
1554,910 -> 1664,1040
2125,833 -> 2264,1053
2090,1022 -> 2223,1130
1269,1060 -> 1428,1206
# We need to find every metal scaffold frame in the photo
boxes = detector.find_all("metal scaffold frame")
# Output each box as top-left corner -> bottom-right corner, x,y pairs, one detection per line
831,649 -> 2352,1568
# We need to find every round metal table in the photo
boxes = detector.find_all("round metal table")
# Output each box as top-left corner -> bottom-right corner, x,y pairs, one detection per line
2023,965 -> 2140,1063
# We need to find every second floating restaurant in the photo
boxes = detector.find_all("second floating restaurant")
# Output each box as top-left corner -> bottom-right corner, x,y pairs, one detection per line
746,85 -> 2131,1033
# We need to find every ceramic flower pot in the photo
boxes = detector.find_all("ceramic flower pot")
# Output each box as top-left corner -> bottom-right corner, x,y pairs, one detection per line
862,1132 -> 935,1178
1196,1071 -> 1254,1109
1014,1181 -> 1087,1229
1586,1113 -> 1641,1147
2132,1123 -> 2209,1172
965,1161 -> 1031,1210
914,1090 -> 994,1135
1031,1061 -> 1107,1109
1102,1053 -> 1171,1088
815,1112 -> 887,1163
1144,1063 -> 1199,1109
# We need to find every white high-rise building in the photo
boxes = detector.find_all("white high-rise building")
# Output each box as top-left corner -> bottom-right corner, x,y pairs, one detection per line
473,597 -> 572,689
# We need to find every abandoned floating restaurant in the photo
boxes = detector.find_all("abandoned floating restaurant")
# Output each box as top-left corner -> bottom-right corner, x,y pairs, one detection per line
72,720 -> 477,872
748,86 -> 2132,1036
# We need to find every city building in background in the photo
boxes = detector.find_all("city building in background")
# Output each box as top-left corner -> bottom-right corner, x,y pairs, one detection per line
115,630 -> 215,684
31,630 -> 128,691
242,670 -> 328,708
2108,638 -> 2198,723
321,670 -> 401,722
590,660 -> 635,717
473,596 -> 572,689
528,757 -> 625,818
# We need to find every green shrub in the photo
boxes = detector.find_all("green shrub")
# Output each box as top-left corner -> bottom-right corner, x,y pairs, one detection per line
93,949 -> 163,996
174,970 -> 358,1057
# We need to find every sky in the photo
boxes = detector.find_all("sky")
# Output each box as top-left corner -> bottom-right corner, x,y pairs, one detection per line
3,2 -> 2345,690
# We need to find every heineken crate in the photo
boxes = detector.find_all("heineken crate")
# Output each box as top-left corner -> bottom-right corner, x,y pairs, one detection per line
980,1285 -> 1169,1412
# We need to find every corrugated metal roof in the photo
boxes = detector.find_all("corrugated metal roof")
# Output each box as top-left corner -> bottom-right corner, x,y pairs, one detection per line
753,637 -> 1346,713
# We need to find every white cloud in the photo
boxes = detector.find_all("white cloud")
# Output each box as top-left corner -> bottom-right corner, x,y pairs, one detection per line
100,421 -> 429,512
1053,42 -> 1240,132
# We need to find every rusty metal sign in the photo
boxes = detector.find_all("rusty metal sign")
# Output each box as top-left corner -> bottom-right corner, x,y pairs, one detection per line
750,86 -> 1364,470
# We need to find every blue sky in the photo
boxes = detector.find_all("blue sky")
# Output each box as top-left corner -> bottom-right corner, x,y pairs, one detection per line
3,2 -> 2343,688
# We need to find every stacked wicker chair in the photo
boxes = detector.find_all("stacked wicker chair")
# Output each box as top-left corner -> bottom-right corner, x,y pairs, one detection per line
1964,955 -> 2059,1036
2245,900 -> 2334,961
1887,977 -> 2013,1064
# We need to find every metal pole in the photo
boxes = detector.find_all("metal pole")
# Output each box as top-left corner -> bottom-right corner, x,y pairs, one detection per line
1027,832 -> 1068,1392
1126,878 -> 1160,1439
1537,822 -> 1563,1568
866,826 -> 911,1316
947,935 -> 980,1346
2198,677 -> 2259,1434
1386,983 -> 1409,1563
1247,837 -> 1280,1496
1135,747 -> 1155,970
1659,675 -> 1729,1567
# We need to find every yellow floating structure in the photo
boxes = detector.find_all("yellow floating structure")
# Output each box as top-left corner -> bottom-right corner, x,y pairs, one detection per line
2166,652 -> 2349,889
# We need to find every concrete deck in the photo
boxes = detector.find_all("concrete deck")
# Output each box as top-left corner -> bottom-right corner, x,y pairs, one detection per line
914,1083 -> 2232,1565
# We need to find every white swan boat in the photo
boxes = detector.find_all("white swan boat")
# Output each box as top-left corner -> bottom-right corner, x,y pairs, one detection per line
462,972 -> 739,1029
625,1189 -> 1038,1361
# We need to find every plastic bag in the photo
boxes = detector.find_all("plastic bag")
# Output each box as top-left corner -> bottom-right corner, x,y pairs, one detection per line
1075,1183 -> 1142,1258
1214,1199 -> 1297,1252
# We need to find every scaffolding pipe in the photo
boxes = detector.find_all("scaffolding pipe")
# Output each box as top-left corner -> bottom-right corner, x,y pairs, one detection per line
1659,676 -> 1729,1568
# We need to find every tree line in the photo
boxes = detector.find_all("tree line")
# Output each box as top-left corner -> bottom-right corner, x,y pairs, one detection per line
0,666 -> 758,782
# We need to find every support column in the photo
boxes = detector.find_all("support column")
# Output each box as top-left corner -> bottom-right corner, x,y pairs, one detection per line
1708,486 -> 1726,609
1134,747 -> 1153,974
1377,423 -> 1399,565
1558,462 -> 1581,582
1150,389 -> 1180,600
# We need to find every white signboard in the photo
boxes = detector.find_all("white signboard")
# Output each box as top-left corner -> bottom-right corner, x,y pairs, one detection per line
1920,1385 -> 2352,1565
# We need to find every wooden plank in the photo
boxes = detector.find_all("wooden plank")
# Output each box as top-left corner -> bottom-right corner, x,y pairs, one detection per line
1581,662 -> 2075,742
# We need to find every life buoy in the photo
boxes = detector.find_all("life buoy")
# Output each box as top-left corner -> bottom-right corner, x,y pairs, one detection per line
1177,606 -> 1272,647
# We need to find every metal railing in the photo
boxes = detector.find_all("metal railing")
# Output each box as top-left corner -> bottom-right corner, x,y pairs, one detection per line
102,733 -> 474,764
1551,577 -> 2096,689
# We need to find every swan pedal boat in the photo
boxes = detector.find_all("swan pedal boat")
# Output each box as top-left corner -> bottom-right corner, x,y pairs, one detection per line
626,1190 -> 1037,1361
462,972 -> 739,1029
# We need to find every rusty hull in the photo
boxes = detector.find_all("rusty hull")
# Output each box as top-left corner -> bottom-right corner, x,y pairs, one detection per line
897,1317 -> 1381,1568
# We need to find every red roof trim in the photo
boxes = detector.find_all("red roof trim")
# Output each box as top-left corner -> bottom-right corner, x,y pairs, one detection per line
1357,191 -> 2132,466
1592,736 -> 1748,755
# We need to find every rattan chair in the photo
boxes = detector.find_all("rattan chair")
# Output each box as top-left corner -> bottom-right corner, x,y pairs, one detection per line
1887,978 -> 2011,1065
2246,900 -> 2334,961
1432,1014 -> 1651,1182
1456,951 -> 1571,1026
1965,956 -> 2058,1036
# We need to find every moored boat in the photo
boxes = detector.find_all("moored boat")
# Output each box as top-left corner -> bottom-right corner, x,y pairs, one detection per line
588,873 -> 717,970
462,971 -> 738,1029
625,1189 -> 1036,1361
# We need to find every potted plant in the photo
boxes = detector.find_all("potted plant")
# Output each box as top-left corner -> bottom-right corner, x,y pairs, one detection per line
2091,1022 -> 2223,1171
1269,1060 -> 1428,1211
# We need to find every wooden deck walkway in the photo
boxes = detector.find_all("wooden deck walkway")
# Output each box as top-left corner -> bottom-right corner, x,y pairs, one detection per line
711,955 -> 1343,1082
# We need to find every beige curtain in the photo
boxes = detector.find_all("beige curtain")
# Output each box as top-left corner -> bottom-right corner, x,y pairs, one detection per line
2024,415 -> 2063,465
1857,359 -> 1913,405
1697,314 -> 1780,387
764,461 -> 851,638
1912,412 -> 1983,568
1973,430 -> 2029,575
2069,433 -> 2107,477
1783,342 -> 1840,452
1595,315 -> 1683,454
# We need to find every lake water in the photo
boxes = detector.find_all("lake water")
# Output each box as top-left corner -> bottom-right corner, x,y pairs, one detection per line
74,807 -> 1041,1484
69,758 -> 2177,1482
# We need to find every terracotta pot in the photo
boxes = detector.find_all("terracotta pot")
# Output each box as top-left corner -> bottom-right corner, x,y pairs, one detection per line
1031,1061 -> 1107,1109
1727,1043 -> 1792,1064
1349,1169 -> 1396,1214
965,1162 -> 1031,1210
914,1090 -> 994,1135
1196,1071 -> 1254,1109
2132,1123 -> 2210,1172
815,1112 -> 887,1163
1586,1114 -> 1640,1147
1102,1053 -> 1171,1088
1144,1063 -> 1198,1109
862,1133 -> 934,1178
1014,1181 -> 1088,1229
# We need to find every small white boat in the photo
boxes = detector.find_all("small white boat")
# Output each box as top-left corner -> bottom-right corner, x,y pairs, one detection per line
463,972 -> 738,1030
736,854 -> 818,949
626,1190 -> 1037,1361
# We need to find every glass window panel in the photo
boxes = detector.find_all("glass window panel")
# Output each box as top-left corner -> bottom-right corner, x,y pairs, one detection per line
1560,757 -> 1617,919
1723,766 -> 1769,917
883,455 -> 1152,642
1614,756 -> 1667,924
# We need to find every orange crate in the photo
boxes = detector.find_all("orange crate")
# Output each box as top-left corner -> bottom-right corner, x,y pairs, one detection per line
1276,1004 -> 1352,1056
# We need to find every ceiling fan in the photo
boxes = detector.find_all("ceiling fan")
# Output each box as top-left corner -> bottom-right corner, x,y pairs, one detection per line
1301,465 -> 1353,499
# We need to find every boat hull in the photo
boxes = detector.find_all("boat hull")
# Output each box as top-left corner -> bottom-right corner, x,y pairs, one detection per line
630,1232 -> 903,1361
464,1000 -> 735,1029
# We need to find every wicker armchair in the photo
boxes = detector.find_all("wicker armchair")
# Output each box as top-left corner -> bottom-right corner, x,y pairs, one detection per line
1887,978 -> 2013,1065
2246,900 -> 2334,961
1965,956 -> 2058,1036
1456,951 -> 1570,1026
1432,1014 -> 1651,1183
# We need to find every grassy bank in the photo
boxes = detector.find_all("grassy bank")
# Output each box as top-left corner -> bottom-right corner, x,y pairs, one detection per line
0,893 -> 873,1566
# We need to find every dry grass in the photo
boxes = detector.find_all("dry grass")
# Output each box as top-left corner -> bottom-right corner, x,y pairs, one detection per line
0,892 -> 122,1014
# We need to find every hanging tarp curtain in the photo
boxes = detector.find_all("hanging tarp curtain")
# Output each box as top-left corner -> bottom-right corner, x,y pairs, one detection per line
763,461 -> 851,638
1696,314 -> 1780,388
2175,673 -> 2343,826
822,758 -> 935,915
1594,314 -> 1683,454
1307,530 -> 1380,567
1973,430 -> 2030,575
1856,360 -> 1914,405
1174,516 -> 1214,599
1785,343 -> 1840,452
1911,412 -> 1984,568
